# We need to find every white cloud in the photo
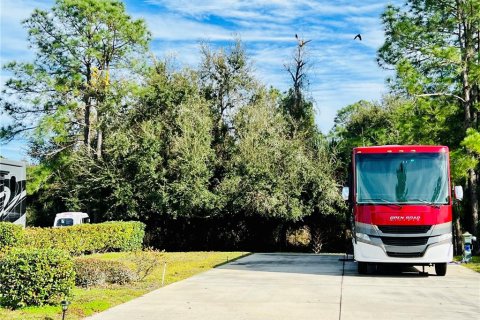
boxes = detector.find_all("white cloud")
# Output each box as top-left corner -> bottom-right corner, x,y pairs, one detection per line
305,1 -> 385,15
0,74 -> 8,91
146,0 -> 299,23
0,0 -> 51,59
150,40 -> 203,67
146,0 -> 386,23
140,13 -> 231,41
1,0 -> 393,138
138,0 -> 391,134
0,138 -> 30,162
138,12 -> 299,43
313,81 -> 387,133
346,16 -> 386,49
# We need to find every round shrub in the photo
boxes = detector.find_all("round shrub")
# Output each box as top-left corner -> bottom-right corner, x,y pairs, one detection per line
74,258 -> 137,288
0,222 -> 24,249
105,261 -> 138,285
0,248 -> 74,309
74,258 -> 107,287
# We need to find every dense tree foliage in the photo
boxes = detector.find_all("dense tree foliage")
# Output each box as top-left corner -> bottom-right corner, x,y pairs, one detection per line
377,0 -> 480,235
4,0 -> 478,251
1,0 -> 150,159
1,1 -> 343,251
331,98 -> 399,174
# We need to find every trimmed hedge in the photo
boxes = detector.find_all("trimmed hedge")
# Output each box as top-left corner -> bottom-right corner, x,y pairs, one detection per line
0,248 -> 74,309
0,222 -> 24,250
24,221 -> 145,255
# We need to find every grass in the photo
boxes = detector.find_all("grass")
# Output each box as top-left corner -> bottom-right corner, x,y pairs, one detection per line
454,255 -> 480,273
0,251 -> 248,320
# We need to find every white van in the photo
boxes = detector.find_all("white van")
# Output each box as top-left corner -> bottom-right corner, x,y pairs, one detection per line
53,212 -> 90,227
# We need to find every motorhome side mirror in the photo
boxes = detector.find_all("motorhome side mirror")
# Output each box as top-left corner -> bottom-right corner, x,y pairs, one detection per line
342,187 -> 350,201
454,186 -> 463,201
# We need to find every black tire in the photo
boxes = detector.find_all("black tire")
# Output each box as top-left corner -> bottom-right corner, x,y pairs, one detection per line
358,261 -> 367,274
435,263 -> 447,276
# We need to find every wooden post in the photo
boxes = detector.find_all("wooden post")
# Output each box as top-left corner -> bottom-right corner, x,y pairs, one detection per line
161,262 -> 167,286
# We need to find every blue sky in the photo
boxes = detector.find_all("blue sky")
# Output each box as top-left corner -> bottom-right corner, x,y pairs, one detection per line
0,0 -> 394,161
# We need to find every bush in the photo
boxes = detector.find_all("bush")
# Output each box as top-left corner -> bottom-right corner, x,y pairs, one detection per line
74,258 -> 137,287
106,262 -> 138,285
73,258 -> 107,287
23,221 -> 145,255
287,226 -> 311,247
0,222 -> 24,249
129,249 -> 164,281
101,221 -> 146,252
0,248 -> 74,309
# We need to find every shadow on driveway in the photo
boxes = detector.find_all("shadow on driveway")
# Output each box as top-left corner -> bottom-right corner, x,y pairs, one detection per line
218,252 -> 344,276
219,252 -> 448,278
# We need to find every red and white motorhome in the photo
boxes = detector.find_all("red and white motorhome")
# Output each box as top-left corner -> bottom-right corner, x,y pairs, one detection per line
343,145 -> 462,276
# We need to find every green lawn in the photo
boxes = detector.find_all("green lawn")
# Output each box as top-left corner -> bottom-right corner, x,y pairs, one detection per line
0,251 -> 248,320
454,255 -> 480,273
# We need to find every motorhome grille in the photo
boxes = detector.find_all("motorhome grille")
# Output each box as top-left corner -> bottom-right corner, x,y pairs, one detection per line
381,237 -> 429,246
377,225 -> 431,234
386,252 -> 424,258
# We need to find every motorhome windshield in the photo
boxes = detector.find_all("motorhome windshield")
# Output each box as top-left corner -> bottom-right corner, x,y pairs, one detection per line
56,218 -> 74,226
356,152 -> 449,204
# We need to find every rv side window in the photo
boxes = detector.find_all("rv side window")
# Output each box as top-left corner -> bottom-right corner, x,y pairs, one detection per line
82,217 -> 90,224
56,218 -> 74,226
10,176 -> 16,193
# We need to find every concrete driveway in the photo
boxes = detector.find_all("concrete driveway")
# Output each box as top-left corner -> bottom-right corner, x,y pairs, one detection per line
86,253 -> 480,320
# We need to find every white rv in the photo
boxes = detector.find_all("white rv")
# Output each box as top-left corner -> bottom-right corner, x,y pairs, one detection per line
0,159 -> 27,227
53,212 -> 90,227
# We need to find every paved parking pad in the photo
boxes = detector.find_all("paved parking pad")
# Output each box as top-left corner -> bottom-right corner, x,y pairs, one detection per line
87,253 -> 480,320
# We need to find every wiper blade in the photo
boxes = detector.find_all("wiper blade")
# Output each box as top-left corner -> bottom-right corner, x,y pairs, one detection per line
359,198 -> 401,207
408,199 -> 441,208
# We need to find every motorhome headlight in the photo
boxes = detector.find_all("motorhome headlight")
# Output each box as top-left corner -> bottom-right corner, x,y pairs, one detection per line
356,232 -> 371,242
437,233 -> 452,242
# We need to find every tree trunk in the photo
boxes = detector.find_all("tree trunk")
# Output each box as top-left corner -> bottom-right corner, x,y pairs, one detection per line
454,214 -> 463,255
459,11 -> 478,236
468,169 -> 479,234
96,129 -> 103,159
279,223 -> 288,251
84,99 -> 91,152
461,66 -> 471,128
462,65 -> 477,234
84,63 -> 92,153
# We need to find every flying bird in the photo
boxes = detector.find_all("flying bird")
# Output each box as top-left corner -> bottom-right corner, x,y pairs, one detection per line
354,34 -> 362,41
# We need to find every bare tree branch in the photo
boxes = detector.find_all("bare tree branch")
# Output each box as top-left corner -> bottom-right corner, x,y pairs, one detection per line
414,92 -> 466,102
